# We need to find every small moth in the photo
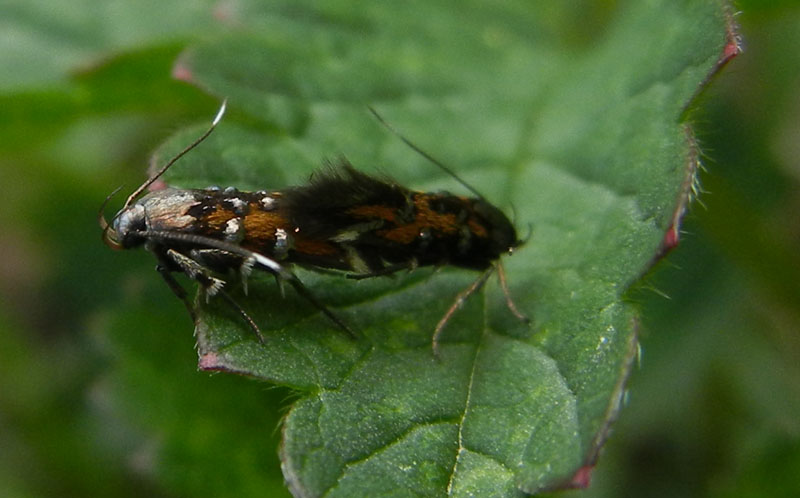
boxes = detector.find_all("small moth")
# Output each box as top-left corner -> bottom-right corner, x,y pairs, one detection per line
100,101 -> 527,355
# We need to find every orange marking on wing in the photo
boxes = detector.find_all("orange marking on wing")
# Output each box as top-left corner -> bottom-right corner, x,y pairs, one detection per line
348,204 -> 398,221
377,194 -> 460,244
413,195 -> 458,233
206,206 -> 236,230
294,237 -> 339,256
467,219 -> 488,238
379,224 -> 419,244
242,210 -> 288,241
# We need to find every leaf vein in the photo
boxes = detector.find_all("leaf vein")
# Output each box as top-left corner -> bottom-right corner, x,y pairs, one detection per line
445,292 -> 488,495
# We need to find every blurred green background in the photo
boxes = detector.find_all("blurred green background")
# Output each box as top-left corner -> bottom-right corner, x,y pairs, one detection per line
1,1 -> 798,497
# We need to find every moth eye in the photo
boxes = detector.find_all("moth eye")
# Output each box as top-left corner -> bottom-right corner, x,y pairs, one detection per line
113,204 -> 146,247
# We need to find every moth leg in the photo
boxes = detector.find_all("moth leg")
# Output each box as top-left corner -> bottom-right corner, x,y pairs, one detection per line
432,266 -> 495,358
240,256 -> 256,296
346,259 -> 419,279
166,249 -> 225,299
284,276 -> 358,339
497,262 -> 529,324
140,230 -> 354,341
273,274 -> 286,298
189,248 -> 255,296
155,263 -> 198,324
186,247 -> 348,340
164,249 -> 265,343
217,289 -> 265,344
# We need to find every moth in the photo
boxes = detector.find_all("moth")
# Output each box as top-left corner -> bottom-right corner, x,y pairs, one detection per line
100,101 -> 527,355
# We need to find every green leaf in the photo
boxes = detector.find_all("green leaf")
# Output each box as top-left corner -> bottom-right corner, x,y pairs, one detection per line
0,0 -> 223,91
100,296 -> 292,498
148,0 -> 733,494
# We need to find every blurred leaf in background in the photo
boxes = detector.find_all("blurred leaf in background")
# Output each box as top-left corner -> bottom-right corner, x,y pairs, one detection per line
557,2 -> 800,498
0,1 -> 797,497
0,2 -> 290,497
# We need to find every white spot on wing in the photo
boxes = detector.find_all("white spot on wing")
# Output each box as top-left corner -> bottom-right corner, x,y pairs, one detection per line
224,218 -> 240,237
229,197 -> 247,210
260,196 -> 275,209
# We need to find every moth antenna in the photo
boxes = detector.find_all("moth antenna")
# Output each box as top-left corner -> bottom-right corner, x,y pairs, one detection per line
519,222 -> 533,246
122,99 -> 228,211
99,185 -> 126,249
367,106 -> 487,201
509,203 -> 518,226
507,203 -> 532,246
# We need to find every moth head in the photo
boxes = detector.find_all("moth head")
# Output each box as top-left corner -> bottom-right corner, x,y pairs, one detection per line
472,199 -> 518,256
99,191 -> 147,250
99,100 -> 227,251
113,204 -> 147,249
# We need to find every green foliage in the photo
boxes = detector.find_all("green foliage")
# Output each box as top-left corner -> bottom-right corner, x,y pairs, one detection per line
148,1 -> 728,495
6,1 -> 797,498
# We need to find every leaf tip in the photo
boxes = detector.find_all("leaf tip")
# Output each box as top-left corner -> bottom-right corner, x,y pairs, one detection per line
568,465 -> 594,489
172,52 -> 195,84
198,351 -> 224,370
661,223 -> 681,253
